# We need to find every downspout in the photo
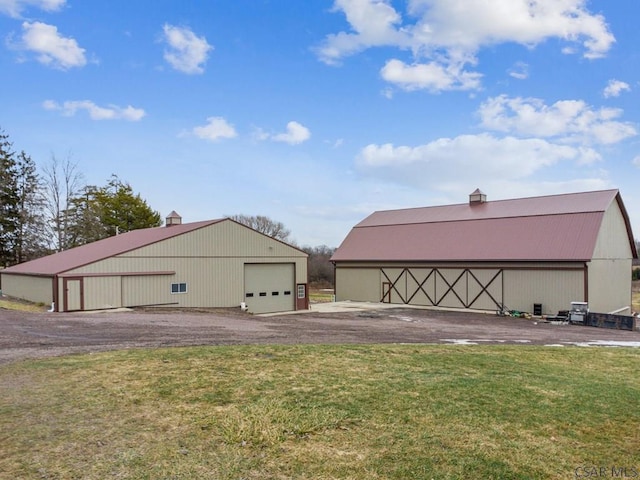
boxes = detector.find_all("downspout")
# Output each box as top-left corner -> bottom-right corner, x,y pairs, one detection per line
332,261 -> 336,301
583,262 -> 589,303
52,274 -> 59,312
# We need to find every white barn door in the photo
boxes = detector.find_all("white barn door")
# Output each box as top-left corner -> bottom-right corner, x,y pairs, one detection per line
244,263 -> 295,314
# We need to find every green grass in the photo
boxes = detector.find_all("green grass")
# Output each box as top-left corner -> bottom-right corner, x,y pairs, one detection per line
0,297 -> 45,312
309,287 -> 334,303
1,344 -> 639,479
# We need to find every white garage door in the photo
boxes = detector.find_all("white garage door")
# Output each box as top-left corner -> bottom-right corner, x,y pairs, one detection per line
244,263 -> 295,314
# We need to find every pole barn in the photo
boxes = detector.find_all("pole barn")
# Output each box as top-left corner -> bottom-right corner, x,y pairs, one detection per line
331,190 -> 637,316
1,215 -> 308,315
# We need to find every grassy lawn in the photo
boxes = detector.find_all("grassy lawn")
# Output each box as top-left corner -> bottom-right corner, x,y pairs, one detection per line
0,297 -> 46,312
309,284 -> 334,303
1,345 -> 639,479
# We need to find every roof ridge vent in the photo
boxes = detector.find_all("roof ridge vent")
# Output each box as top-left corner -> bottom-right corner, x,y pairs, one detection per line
469,188 -> 487,205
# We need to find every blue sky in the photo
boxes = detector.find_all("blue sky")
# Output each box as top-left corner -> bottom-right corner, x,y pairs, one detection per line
1,0 -> 639,247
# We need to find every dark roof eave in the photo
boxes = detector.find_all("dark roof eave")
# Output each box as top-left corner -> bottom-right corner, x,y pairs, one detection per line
332,258 -> 591,263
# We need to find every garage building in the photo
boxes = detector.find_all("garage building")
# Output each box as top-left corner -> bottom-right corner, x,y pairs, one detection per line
1,214 -> 308,314
331,189 -> 637,316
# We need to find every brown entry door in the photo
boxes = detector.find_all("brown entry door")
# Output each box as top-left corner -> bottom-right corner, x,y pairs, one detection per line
382,282 -> 391,303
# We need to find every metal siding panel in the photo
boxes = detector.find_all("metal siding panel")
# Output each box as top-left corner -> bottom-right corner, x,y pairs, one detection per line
588,259 -> 632,313
335,268 -> 380,302
0,274 -> 52,304
123,275 -> 174,307
504,269 -> 584,316
118,220 -> 306,259
84,276 -> 122,310
592,203 -> 634,259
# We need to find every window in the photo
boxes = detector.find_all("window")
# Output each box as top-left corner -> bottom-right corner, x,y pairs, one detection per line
297,284 -> 306,299
171,282 -> 187,294
245,293 -> 254,298
272,291 -> 279,296
284,291 -> 291,295
259,292 -> 267,297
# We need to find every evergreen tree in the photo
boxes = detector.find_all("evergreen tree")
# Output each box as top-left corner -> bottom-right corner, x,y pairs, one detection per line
64,185 -> 107,247
0,130 -> 20,266
96,175 -> 162,236
64,175 -> 162,244
14,151 -> 48,262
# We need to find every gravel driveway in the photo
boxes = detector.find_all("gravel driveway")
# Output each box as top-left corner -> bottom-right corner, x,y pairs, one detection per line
1,302 -> 639,364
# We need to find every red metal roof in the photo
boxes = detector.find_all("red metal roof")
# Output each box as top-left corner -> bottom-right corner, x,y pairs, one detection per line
2,219 -> 223,276
332,190 -> 635,262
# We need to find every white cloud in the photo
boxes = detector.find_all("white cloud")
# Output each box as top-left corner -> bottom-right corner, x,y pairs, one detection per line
17,21 -> 86,69
380,58 -> 482,92
0,0 -> 65,18
43,100 -> 146,121
192,117 -> 237,141
633,156 -> 640,168
317,0 -> 615,92
478,95 -> 637,145
272,121 -> 311,145
355,133 -> 604,198
162,24 -> 212,74
508,61 -> 529,80
257,121 -> 311,145
315,0 -> 410,65
603,79 -> 631,98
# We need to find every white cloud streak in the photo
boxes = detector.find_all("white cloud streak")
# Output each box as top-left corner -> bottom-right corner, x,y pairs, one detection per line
317,0 -> 615,92
0,0 -> 65,18
478,95 -> 637,145
255,121 -> 312,145
162,24 -> 212,74
603,79 -> 631,98
43,100 -> 146,121
17,21 -> 86,69
192,117 -> 237,141
272,121 -> 311,145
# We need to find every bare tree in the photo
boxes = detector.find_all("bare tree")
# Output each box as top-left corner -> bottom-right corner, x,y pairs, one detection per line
42,154 -> 84,252
228,214 -> 291,242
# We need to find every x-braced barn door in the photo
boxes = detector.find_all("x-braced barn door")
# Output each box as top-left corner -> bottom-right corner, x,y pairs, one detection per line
379,267 -> 503,311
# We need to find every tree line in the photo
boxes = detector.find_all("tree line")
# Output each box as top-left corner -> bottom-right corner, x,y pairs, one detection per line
0,129 -> 161,267
228,215 -> 335,286
0,128 -> 336,285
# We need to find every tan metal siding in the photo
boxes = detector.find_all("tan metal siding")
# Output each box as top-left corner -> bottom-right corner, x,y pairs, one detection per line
1,274 -> 52,304
503,269 -> 584,315
592,202 -> 634,259
588,259 -> 632,314
335,267 -> 380,302
118,220 -> 306,259
83,276 -> 122,310
336,262 -> 586,315
123,275 -> 174,307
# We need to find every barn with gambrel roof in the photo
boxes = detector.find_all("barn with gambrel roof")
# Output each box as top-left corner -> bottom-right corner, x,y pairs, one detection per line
331,189 -> 637,316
